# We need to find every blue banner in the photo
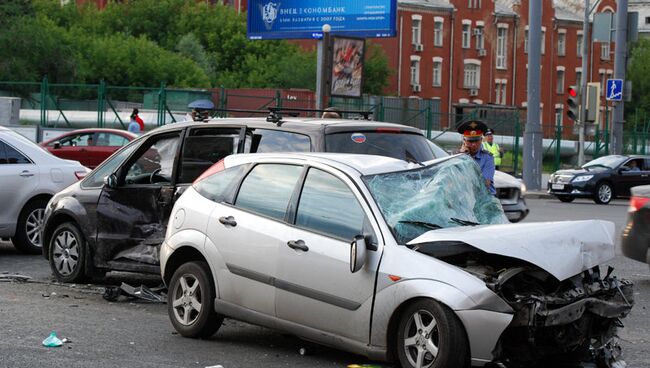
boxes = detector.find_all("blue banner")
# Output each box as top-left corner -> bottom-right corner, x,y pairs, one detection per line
247,0 -> 397,40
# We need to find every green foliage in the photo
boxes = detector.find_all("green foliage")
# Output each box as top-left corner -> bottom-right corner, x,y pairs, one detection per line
625,39 -> 650,132
363,42 -> 392,95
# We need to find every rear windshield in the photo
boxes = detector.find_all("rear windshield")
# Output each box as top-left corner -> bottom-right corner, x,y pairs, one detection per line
325,132 -> 435,162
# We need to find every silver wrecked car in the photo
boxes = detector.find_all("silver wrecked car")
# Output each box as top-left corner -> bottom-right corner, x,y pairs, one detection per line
160,153 -> 632,368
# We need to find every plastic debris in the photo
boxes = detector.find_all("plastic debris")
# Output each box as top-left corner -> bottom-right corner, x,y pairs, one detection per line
299,348 -> 307,356
42,331 -> 63,347
102,282 -> 167,303
0,274 -> 31,282
205,365 -> 224,368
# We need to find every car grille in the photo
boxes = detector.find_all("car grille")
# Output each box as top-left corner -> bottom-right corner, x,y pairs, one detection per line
497,187 -> 520,204
550,175 -> 573,184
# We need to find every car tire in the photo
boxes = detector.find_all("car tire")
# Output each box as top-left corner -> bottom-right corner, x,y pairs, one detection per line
168,261 -> 224,338
557,195 -> 575,203
12,198 -> 49,254
396,299 -> 470,368
593,182 -> 613,204
49,222 -> 87,283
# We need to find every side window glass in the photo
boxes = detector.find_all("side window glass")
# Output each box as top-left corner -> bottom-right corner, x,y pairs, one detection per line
193,164 -> 250,202
296,168 -> 366,240
246,129 -> 311,153
235,164 -> 303,220
96,133 -> 128,147
124,134 -> 180,185
179,128 -> 242,183
2,141 -> 31,164
83,142 -> 139,187
0,140 -> 7,164
61,133 -> 94,147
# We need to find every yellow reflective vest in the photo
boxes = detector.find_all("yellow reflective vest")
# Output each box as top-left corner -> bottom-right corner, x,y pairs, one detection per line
482,141 -> 501,166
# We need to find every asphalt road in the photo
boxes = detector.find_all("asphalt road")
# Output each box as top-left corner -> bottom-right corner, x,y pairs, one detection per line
0,197 -> 648,367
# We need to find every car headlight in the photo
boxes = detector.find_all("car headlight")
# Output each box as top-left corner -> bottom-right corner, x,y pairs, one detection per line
520,183 -> 527,194
572,175 -> 593,183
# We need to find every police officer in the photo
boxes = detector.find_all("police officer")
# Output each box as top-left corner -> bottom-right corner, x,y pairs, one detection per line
482,128 -> 504,170
458,120 -> 496,196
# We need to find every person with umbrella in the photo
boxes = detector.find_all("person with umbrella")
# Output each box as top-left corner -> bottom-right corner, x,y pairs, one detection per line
187,99 -> 215,122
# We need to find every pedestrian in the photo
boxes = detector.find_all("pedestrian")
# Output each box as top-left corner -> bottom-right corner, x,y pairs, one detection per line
321,107 -> 341,119
482,128 -> 505,170
458,120 -> 496,196
131,108 -> 145,132
128,116 -> 141,134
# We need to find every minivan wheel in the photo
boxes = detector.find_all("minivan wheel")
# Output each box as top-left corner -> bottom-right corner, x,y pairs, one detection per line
12,198 -> 49,254
594,182 -> 613,204
168,261 -> 224,338
396,299 -> 469,368
49,222 -> 87,283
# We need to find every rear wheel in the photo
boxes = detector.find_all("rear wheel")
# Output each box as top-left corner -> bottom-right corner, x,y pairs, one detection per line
396,299 -> 470,368
49,222 -> 87,283
557,195 -> 575,203
168,261 -> 223,338
593,182 -> 613,204
12,198 -> 49,254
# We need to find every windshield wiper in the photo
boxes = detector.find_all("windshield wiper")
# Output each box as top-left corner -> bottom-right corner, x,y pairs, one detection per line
450,217 -> 480,226
399,220 -> 442,230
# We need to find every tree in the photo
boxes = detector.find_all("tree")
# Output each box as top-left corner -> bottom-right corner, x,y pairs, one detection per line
362,42 -> 392,95
625,38 -> 650,130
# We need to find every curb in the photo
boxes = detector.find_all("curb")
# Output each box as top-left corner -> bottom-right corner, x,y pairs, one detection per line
524,191 -> 555,200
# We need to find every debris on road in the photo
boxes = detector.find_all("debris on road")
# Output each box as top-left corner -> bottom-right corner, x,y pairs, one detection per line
0,273 -> 31,282
102,282 -> 166,303
42,331 -> 63,347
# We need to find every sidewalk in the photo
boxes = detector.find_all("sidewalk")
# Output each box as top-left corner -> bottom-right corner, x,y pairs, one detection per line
522,173 -> 554,199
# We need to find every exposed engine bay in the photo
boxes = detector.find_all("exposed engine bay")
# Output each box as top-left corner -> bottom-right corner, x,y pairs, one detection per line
414,242 -> 634,368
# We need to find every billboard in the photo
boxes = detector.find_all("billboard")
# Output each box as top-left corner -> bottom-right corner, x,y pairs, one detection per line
330,37 -> 365,98
247,0 -> 397,40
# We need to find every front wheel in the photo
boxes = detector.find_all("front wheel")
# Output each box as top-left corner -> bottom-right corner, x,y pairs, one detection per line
594,182 -> 613,204
49,222 -> 87,283
396,299 -> 470,368
12,198 -> 49,254
168,261 -> 224,338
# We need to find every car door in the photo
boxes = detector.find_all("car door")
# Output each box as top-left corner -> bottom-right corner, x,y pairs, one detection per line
275,166 -> 382,343
205,163 -> 304,316
618,159 -> 646,196
94,131 -> 181,271
0,139 -> 37,236
53,132 -> 95,166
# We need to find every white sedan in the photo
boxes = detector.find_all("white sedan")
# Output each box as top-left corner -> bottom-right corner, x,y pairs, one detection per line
0,126 -> 88,253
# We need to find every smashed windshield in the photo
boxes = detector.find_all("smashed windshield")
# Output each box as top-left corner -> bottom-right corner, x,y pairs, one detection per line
583,155 -> 626,170
363,155 -> 508,244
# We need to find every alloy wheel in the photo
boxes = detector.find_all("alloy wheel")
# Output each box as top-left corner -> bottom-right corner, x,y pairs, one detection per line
402,308 -> 440,368
25,208 -> 44,248
598,184 -> 612,203
172,274 -> 203,326
52,230 -> 80,276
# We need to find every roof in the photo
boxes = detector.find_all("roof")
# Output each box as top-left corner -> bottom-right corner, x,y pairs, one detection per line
398,0 -> 454,11
554,5 -> 583,22
495,2 -> 517,16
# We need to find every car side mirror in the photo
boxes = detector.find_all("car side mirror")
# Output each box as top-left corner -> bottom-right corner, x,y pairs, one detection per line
104,174 -> 118,189
53,142 -> 61,149
619,167 -> 630,174
350,235 -> 367,273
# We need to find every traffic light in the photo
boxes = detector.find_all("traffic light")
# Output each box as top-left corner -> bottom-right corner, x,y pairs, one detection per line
566,85 -> 580,122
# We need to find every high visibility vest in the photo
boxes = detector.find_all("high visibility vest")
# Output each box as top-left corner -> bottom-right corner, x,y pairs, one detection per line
482,141 -> 501,166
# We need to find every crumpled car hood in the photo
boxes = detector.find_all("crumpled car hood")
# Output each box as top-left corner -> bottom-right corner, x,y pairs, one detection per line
408,220 -> 616,281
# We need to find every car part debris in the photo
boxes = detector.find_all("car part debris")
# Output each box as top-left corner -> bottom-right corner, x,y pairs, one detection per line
0,274 -> 31,282
42,331 -> 63,347
102,282 -> 166,303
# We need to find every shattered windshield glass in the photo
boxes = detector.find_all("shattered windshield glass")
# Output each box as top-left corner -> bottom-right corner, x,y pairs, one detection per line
363,155 -> 508,244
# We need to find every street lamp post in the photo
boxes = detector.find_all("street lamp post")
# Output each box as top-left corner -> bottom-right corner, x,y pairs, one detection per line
316,24 -> 331,111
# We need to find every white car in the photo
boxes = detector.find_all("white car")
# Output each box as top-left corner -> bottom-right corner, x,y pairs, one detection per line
0,126 -> 88,253
161,152 -> 631,368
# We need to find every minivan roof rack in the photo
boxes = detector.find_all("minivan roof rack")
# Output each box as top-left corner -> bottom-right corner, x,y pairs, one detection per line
267,107 -> 373,124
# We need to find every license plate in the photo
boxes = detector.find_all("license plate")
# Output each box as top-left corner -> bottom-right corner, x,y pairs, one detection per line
552,183 -> 564,190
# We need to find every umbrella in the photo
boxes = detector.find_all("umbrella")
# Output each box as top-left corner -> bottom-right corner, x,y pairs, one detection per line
187,99 -> 215,110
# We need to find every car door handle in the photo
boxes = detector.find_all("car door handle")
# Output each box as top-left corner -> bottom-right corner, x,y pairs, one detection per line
219,216 -> 237,227
19,171 -> 34,177
287,240 -> 309,252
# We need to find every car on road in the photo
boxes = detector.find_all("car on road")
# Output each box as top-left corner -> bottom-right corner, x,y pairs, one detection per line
0,126 -> 88,254
40,128 -> 137,169
42,114 -> 527,281
622,185 -> 650,266
548,154 -> 650,204
161,152 -> 632,368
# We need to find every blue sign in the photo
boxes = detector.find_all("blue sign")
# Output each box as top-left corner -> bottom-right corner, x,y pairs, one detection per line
606,79 -> 623,101
247,0 -> 397,40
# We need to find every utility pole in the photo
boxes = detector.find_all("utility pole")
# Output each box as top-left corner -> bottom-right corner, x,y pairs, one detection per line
315,24 -> 331,111
524,0 -> 543,191
612,0 -> 628,154
578,0 -> 591,166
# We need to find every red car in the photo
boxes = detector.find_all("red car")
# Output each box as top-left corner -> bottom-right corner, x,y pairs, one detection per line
41,129 -> 138,169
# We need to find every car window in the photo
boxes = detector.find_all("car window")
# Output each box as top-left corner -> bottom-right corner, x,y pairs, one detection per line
235,164 -> 303,220
0,139 -> 31,164
179,128 -> 242,183
83,142 -> 140,187
245,129 -> 311,153
296,168 -> 366,240
58,133 -> 94,147
96,133 -> 129,147
124,133 -> 181,185
193,164 -> 250,202
325,132 -> 435,162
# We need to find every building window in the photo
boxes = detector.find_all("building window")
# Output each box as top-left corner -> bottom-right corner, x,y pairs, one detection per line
524,30 -> 528,54
558,32 -> 566,56
432,60 -> 442,87
468,0 -> 481,8
464,62 -> 480,88
462,24 -> 471,48
555,108 -> 563,126
496,27 -> 507,69
556,70 -> 565,94
599,72 -> 606,96
434,21 -> 443,47
475,26 -> 484,50
494,80 -> 507,105
410,59 -> 420,86
601,42 -> 610,60
577,34 -> 583,57
646,16 -> 650,24
541,30 -> 546,54
412,18 -> 422,45
576,71 -> 582,86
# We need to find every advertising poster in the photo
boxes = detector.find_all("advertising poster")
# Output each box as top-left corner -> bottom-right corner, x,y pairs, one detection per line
330,37 -> 365,98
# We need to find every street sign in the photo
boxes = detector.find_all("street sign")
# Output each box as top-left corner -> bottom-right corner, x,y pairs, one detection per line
247,0 -> 397,40
606,79 -> 623,101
